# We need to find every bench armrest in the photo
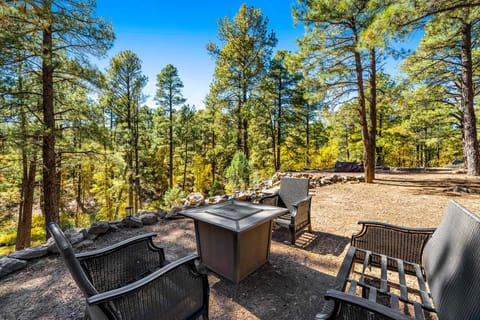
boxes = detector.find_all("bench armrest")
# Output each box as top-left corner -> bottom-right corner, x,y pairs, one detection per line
76,233 -> 167,292
86,255 -> 209,320
351,221 -> 435,265
316,290 -> 413,320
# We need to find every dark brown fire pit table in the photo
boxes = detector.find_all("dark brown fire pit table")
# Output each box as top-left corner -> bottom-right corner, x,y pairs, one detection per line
179,199 -> 288,283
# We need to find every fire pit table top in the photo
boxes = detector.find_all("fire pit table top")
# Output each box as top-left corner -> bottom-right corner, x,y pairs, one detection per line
180,199 -> 288,233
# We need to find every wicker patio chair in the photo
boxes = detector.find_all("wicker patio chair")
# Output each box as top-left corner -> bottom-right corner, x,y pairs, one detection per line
47,222 -> 209,320
259,177 -> 312,245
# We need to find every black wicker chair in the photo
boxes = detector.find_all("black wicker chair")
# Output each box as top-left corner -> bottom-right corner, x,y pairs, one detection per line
47,222 -> 209,320
259,177 -> 312,245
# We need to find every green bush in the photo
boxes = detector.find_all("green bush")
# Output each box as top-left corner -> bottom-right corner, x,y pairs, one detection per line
208,180 -> 223,197
0,229 -> 16,246
225,151 -> 250,193
163,187 -> 187,209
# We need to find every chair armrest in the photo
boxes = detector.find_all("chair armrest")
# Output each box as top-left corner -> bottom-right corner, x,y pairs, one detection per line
351,221 -> 435,266
316,290 -> 413,320
290,195 -> 312,215
86,255 -> 209,320
76,233 -> 167,292
258,192 -> 279,207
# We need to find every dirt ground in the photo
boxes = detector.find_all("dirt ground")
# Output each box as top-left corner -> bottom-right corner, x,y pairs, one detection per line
1,171 -> 480,320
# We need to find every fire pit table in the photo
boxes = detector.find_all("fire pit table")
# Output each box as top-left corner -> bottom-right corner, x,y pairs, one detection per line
180,199 -> 288,283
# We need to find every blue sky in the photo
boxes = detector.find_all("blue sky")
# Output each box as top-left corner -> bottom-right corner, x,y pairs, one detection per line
95,1 -> 421,109
95,1 -> 302,109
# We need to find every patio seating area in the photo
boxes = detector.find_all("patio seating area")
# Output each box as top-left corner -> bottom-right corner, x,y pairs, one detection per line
2,172 -> 480,319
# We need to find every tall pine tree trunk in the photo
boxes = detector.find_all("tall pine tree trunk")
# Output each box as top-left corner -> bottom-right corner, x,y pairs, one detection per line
276,90 -> 282,171
42,14 -> 59,232
305,105 -> 311,168
367,48 -> 377,182
183,140 -> 188,191
169,91 -> 174,188
353,49 -> 373,183
271,121 -> 277,171
460,21 -> 480,176
134,101 -> 141,211
211,130 -> 216,184
17,151 -> 37,250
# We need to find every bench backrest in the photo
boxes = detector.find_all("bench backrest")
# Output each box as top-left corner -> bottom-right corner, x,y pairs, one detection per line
422,200 -> 480,320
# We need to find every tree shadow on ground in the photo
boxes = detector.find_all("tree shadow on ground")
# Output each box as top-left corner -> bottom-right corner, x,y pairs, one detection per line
374,174 -> 480,197
0,257 -> 85,319
272,228 -> 350,257
209,252 -> 336,320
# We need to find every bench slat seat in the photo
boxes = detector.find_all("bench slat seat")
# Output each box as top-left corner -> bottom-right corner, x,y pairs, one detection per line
318,247 -> 437,320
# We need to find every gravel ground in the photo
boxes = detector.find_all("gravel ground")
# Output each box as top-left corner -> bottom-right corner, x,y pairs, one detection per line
1,171 -> 479,320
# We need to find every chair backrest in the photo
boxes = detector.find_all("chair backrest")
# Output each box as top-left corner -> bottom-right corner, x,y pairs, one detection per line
422,200 -> 480,320
278,177 -> 309,212
47,222 -> 98,297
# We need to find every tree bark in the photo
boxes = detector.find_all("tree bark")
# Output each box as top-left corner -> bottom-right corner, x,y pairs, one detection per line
17,146 -> 37,250
211,129 -> 216,184
16,157 -> 37,250
169,88 -> 174,188
353,48 -> 372,183
305,104 -> 311,168
367,48 -> 377,182
183,140 -> 188,191
134,99 -> 141,211
460,21 -> 480,175
42,15 -> 59,232
276,83 -> 282,171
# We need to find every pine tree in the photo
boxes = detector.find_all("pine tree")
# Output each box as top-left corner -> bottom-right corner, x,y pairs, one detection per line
155,64 -> 185,189
1,0 -> 114,234
370,0 -> 480,174
207,4 -> 277,162
293,0 -> 383,182
103,50 -> 147,213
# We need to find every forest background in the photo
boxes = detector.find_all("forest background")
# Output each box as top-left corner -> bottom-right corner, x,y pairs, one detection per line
1,0 -> 479,254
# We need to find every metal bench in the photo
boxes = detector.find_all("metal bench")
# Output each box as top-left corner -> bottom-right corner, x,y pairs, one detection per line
316,200 -> 480,320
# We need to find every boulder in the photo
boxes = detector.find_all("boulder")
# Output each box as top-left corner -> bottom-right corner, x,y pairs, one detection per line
140,213 -> 158,225
8,245 -> 49,260
0,257 -> 27,279
68,232 -> 85,245
185,192 -> 205,207
156,209 -> 167,219
355,175 -> 365,182
320,176 -> 334,185
74,240 -> 95,250
122,215 -> 143,228
165,206 -> 183,219
235,191 -> 251,201
108,220 -> 124,229
88,221 -> 110,235
137,209 -> 151,216
206,195 -> 228,204
46,237 -> 59,253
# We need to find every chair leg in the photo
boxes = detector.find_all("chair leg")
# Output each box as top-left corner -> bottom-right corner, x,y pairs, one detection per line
290,226 -> 296,245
